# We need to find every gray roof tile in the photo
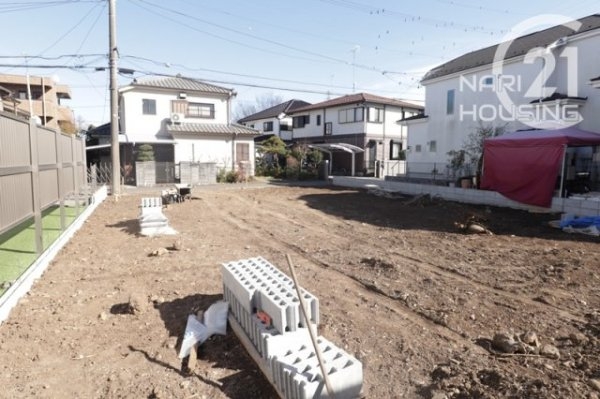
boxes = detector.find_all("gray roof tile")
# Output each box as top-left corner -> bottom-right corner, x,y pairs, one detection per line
167,123 -> 260,136
132,76 -> 233,95
237,99 -> 311,123
288,93 -> 423,113
423,14 -> 600,82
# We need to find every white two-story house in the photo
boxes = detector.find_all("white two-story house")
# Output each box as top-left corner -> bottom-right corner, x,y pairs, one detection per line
119,76 -> 260,182
405,14 -> 600,176
237,99 -> 311,141
287,93 -> 423,176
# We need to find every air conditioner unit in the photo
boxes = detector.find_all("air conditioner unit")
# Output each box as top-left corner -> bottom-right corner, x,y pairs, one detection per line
171,113 -> 183,124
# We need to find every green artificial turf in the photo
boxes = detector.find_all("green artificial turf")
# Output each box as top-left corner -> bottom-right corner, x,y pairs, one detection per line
0,205 -> 83,293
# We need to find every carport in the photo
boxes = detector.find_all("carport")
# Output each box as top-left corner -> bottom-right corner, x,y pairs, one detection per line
309,143 -> 364,176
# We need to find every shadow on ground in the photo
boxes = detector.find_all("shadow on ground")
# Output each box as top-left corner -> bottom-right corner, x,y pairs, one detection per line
298,189 -> 598,242
140,293 -> 278,398
106,219 -> 139,235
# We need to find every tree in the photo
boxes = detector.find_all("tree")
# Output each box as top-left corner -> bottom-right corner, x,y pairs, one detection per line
447,122 -> 506,183
233,93 -> 284,122
256,136 -> 288,177
137,144 -> 155,161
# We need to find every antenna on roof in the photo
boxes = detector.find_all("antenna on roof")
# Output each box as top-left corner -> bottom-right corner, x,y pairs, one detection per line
351,45 -> 360,93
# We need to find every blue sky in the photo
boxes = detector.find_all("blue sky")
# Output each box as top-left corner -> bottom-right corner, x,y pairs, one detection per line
1,0 -> 598,127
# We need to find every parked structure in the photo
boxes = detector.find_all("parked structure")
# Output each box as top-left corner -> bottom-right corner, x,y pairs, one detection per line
118,76 -> 260,183
287,93 -> 423,176
0,73 -> 74,132
405,14 -> 600,175
237,99 -> 311,141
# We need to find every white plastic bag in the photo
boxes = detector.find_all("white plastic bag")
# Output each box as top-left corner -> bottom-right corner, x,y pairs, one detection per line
177,301 -> 229,359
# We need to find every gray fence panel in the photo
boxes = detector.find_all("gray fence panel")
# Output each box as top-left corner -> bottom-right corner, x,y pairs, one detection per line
39,169 -> 59,209
0,173 -> 33,232
61,134 -> 72,162
0,117 -> 30,167
38,129 -> 57,165
63,166 -> 74,194
0,112 -> 86,244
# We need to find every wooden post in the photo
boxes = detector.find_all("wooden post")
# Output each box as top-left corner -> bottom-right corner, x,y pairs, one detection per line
286,254 -> 336,398
71,134 -> 80,215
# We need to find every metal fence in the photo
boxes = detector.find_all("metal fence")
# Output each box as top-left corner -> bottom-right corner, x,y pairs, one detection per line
384,161 -> 478,183
0,112 -> 87,254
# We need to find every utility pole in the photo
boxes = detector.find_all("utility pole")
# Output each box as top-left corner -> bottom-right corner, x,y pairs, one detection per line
109,0 -> 120,198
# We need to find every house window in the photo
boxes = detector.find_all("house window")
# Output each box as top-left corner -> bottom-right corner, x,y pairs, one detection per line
293,115 -> 310,128
187,102 -> 214,118
142,99 -> 156,115
415,144 -> 422,153
280,122 -> 290,131
236,143 -> 249,162
368,107 -> 384,123
390,140 -> 404,160
339,107 -> 364,123
316,115 -> 321,126
263,121 -> 273,132
446,90 -> 455,115
324,122 -> 332,135
429,140 -> 437,152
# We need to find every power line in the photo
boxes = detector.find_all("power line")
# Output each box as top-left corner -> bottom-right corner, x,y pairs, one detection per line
132,0 -> 407,78
0,61 -> 423,101
72,1 -> 107,56
425,0 -> 530,16
315,0 -> 508,35
120,54 -> 424,94
129,1 -> 333,66
39,1 -> 104,55
0,1 -> 100,14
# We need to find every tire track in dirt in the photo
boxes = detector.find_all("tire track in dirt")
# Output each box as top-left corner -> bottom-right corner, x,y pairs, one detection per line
230,189 -> 585,324
201,194 -> 486,352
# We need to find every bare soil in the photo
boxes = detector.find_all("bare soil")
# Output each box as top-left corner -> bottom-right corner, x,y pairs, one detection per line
0,182 -> 599,399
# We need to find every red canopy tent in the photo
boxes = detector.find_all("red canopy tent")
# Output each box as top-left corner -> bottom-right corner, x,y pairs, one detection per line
480,127 -> 600,207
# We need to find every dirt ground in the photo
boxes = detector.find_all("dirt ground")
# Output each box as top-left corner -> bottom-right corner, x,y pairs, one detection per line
0,182 -> 599,399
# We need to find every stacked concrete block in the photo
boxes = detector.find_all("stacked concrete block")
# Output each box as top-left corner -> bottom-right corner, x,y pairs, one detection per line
222,257 -> 363,398
270,336 -> 363,399
222,257 -> 319,330
138,197 -> 177,236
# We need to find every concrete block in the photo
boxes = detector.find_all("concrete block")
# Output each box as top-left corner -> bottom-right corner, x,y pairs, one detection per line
271,336 -> 363,399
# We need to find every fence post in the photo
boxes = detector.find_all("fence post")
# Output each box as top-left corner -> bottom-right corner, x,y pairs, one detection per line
71,134 -> 80,215
55,131 -> 65,231
28,119 -> 43,255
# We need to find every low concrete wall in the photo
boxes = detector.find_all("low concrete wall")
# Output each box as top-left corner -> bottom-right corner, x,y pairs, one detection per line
331,176 -> 600,217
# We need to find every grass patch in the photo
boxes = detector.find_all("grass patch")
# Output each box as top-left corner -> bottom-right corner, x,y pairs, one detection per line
0,205 -> 83,294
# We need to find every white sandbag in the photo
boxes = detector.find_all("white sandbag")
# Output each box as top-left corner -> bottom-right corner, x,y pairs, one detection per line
203,300 -> 229,336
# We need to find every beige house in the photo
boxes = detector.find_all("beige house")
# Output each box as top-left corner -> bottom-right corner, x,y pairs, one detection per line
0,73 -> 74,132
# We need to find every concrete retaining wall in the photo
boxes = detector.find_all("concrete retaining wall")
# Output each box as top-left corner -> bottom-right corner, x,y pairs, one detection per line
332,176 -> 600,217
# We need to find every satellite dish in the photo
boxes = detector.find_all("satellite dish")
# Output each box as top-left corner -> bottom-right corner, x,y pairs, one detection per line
51,74 -> 60,84
276,112 -> 286,120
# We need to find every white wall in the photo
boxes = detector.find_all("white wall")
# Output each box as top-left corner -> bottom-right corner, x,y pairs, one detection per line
121,88 -> 229,143
292,104 -> 418,141
173,135 -> 256,175
240,116 -> 293,140
413,32 -> 600,165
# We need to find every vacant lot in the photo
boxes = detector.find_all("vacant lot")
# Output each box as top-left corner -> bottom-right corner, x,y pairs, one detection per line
0,183 -> 599,398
